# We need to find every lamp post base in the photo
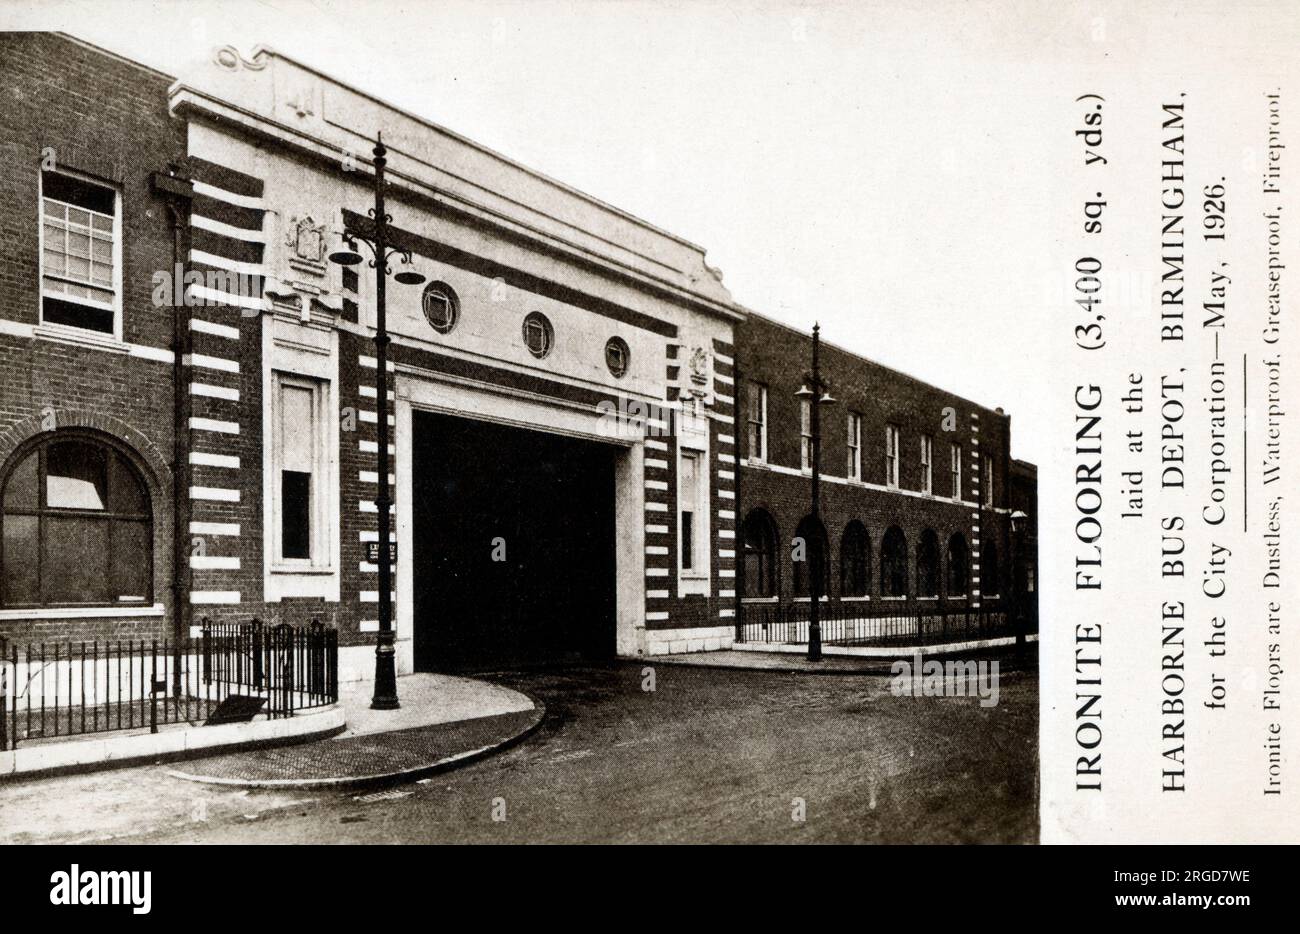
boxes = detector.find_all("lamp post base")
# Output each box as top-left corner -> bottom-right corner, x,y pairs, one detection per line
371,633 -> 401,710
808,623 -> 823,662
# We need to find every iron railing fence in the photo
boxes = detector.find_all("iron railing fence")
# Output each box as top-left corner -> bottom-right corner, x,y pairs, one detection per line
734,596 -> 1038,647
0,618 -> 338,751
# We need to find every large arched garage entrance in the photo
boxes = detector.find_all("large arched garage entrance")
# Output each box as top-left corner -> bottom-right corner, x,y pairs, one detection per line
394,376 -> 644,673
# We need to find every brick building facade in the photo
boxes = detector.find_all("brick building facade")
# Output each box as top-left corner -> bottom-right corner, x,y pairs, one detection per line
732,312 -> 1020,618
0,33 -> 187,643
0,35 -> 1036,673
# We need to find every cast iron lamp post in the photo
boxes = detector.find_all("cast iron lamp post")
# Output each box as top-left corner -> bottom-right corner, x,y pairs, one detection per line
329,133 -> 425,710
794,323 -> 836,661
1010,509 -> 1028,656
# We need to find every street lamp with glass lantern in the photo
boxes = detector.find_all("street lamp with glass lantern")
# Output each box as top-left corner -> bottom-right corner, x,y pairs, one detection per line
795,323 -> 836,661
329,132 -> 426,710
1009,509 -> 1028,655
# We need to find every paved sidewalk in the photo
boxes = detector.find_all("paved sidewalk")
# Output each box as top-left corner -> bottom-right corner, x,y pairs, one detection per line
338,673 -> 533,736
653,643 -> 1037,675
167,673 -> 543,789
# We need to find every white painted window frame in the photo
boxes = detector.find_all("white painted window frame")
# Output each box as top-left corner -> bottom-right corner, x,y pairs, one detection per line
920,433 -> 933,494
746,381 -> 767,463
885,424 -> 900,488
847,411 -> 862,480
676,411 -> 711,597
263,318 -> 340,602
37,167 -> 123,343
799,398 -> 812,472
678,449 -> 702,577
271,371 -> 330,571
950,442 -> 962,500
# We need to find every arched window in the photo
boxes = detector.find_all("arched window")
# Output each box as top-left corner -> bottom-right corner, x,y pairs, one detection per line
981,540 -> 1000,597
881,525 -> 908,597
840,521 -> 870,597
792,515 -> 829,598
741,508 -> 778,598
947,533 -> 969,596
917,529 -> 940,597
1,433 -> 152,607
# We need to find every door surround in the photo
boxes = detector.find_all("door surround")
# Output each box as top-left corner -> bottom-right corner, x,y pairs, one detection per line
394,368 -> 647,674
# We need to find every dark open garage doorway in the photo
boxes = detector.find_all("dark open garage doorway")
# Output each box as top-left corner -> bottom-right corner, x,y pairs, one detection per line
411,410 -> 617,672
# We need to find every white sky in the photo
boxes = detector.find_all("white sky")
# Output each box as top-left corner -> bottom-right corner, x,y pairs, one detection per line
5,0 -> 1293,466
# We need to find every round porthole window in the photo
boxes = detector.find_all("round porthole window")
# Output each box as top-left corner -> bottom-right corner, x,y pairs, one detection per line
421,282 -> 458,335
605,336 -> 630,378
522,311 -> 554,358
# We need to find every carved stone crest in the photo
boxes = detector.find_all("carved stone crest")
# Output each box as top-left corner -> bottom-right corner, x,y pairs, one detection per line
285,215 -> 327,275
688,346 -> 710,387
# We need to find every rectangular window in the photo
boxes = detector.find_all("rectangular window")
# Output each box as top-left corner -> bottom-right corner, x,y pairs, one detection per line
40,170 -> 119,336
950,443 -> 962,500
746,382 -> 767,462
273,373 -> 327,566
679,450 -> 700,572
281,470 -> 311,559
885,425 -> 900,488
920,434 -> 933,494
846,412 -> 862,480
984,454 -> 995,506
800,399 -> 812,471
